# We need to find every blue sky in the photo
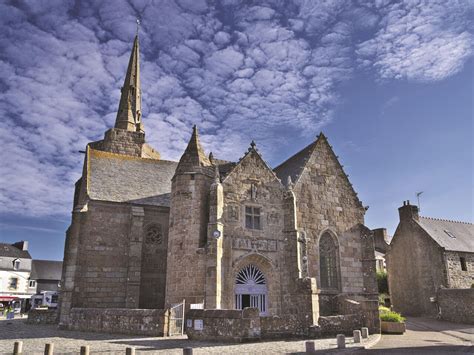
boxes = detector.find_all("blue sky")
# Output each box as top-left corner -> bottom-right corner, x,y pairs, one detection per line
0,0 -> 472,261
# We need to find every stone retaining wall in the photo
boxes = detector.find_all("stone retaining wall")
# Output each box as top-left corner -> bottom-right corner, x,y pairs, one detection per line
67,308 -> 169,336
314,314 -> 364,337
437,288 -> 474,324
27,309 -> 59,325
186,308 -> 261,342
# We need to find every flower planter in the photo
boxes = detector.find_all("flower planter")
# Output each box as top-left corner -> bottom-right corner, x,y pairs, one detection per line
381,321 -> 406,334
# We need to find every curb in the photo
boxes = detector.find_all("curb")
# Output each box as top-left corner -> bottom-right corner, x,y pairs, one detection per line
363,333 -> 381,349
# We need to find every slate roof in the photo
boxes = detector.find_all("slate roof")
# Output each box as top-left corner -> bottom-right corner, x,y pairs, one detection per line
417,217 -> 474,253
273,141 -> 315,186
0,243 -> 31,259
30,260 -> 63,281
87,148 -> 177,207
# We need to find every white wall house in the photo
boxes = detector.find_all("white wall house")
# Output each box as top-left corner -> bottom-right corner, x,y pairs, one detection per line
0,241 -> 36,309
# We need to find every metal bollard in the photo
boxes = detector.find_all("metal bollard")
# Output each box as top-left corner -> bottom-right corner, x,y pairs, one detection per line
80,345 -> 89,355
44,343 -> 54,355
183,347 -> 193,355
126,347 -> 136,355
336,334 -> 346,349
353,330 -> 361,343
361,327 -> 369,339
13,341 -> 23,354
305,340 -> 315,353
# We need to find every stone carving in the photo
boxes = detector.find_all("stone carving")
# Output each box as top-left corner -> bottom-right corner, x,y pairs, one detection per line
145,224 -> 163,244
232,237 -> 278,252
227,205 -> 239,221
267,210 -> 280,225
250,184 -> 258,201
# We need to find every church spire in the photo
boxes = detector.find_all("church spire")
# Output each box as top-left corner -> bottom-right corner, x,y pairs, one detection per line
114,34 -> 143,133
175,125 -> 211,174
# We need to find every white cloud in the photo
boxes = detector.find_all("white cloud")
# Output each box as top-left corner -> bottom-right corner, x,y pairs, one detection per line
0,0 -> 472,217
356,0 -> 473,81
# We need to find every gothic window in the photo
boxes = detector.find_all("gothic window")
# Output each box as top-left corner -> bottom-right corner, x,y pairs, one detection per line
319,232 -> 339,289
245,206 -> 261,230
145,224 -> 163,244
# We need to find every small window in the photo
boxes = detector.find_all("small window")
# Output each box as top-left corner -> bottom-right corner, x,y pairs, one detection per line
444,230 -> 456,238
9,277 -> 18,290
13,259 -> 20,270
29,280 -> 36,288
245,206 -> 261,230
460,257 -> 467,271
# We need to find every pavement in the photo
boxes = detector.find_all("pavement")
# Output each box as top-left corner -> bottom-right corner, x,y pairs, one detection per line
0,318 -> 377,355
353,317 -> 474,355
0,316 -> 472,354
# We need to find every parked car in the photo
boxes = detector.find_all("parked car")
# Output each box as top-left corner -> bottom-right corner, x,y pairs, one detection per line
30,291 -> 59,309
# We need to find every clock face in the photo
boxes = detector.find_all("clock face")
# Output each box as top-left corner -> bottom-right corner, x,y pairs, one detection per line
213,230 -> 221,239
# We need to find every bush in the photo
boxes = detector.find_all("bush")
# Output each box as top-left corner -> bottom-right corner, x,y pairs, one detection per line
378,293 -> 389,305
377,271 -> 389,294
379,307 -> 405,323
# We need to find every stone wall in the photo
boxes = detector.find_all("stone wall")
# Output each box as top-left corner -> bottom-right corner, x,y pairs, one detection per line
68,308 -> 169,336
387,214 -> 446,317
291,136 -> 367,310
314,314 -> 363,337
445,251 -> 474,289
186,308 -> 261,342
221,148 -> 289,314
437,288 -> 474,324
27,309 -> 59,325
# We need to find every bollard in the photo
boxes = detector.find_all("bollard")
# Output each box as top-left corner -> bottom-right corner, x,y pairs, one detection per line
305,340 -> 315,354
361,327 -> 369,339
44,343 -> 54,355
13,341 -> 23,354
80,345 -> 89,355
353,330 -> 361,343
183,347 -> 193,355
126,347 -> 136,355
336,334 -> 346,349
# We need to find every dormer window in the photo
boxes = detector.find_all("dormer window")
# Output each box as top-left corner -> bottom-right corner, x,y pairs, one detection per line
13,259 -> 20,270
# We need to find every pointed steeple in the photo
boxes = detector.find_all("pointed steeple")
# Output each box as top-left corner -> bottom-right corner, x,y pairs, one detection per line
115,35 -> 143,133
175,125 -> 211,174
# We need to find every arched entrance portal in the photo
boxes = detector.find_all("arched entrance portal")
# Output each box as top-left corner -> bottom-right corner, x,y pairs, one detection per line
234,264 -> 268,315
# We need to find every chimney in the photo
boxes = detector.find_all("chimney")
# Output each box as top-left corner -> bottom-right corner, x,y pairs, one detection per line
12,241 -> 28,251
398,200 -> 419,222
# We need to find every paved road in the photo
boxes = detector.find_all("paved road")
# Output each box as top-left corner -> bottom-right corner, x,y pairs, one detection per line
355,317 -> 474,354
0,318 -> 374,354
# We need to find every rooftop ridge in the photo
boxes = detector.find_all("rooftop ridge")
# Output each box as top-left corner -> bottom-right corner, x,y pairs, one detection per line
88,147 -> 177,164
419,215 -> 473,225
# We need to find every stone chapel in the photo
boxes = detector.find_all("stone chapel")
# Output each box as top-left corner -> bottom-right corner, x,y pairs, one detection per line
59,35 -> 379,336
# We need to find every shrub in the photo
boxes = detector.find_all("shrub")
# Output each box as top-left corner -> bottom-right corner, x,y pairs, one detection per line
378,293 -> 389,306
380,310 -> 405,323
379,306 -> 390,314
377,271 -> 389,294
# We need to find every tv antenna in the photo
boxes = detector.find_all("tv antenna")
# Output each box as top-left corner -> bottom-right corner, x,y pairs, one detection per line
416,191 -> 424,211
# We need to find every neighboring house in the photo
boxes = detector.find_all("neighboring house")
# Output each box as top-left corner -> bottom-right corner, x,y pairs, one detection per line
59,34 -> 380,335
372,228 -> 390,273
386,201 -> 474,317
0,241 -> 36,310
30,260 -> 63,293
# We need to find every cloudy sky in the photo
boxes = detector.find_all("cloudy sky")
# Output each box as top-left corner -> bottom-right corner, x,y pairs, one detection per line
0,0 -> 472,260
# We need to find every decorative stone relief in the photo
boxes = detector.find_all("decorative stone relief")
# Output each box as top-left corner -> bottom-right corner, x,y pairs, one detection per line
145,224 -> 163,244
227,205 -> 239,221
232,236 -> 278,252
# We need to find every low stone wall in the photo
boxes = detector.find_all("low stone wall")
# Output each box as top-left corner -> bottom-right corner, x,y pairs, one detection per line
27,309 -> 59,325
437,288 -> 474,324
186,308 -> 261,342
313,314 -> 364,337
68,308 -> 169,336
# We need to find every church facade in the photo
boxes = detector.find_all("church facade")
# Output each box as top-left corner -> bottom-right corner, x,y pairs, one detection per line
59,35 -> 379,335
